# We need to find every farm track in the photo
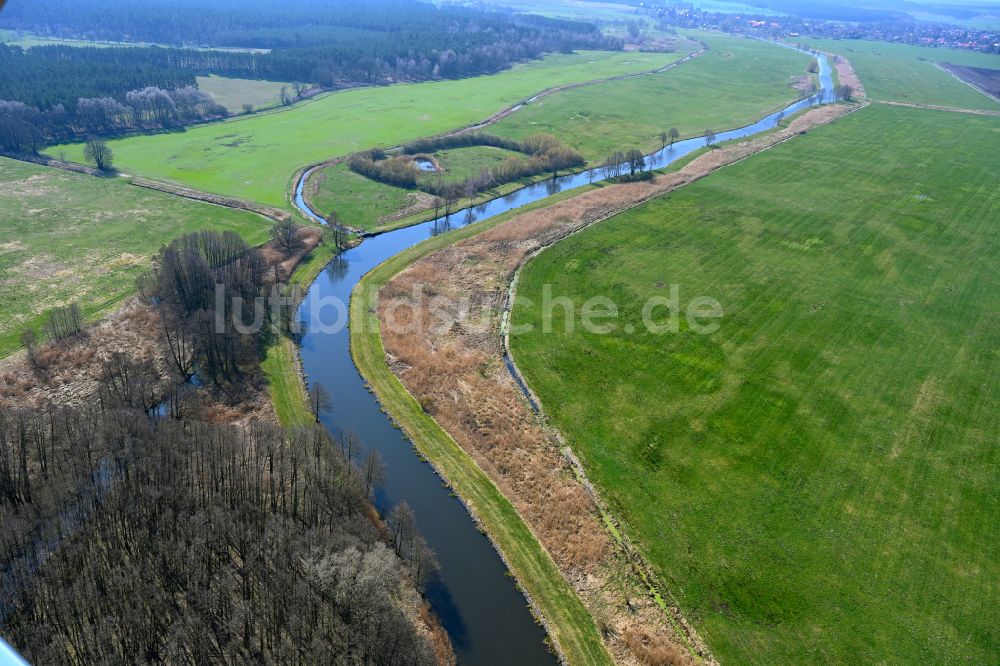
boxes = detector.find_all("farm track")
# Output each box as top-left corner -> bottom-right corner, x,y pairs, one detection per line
878,99 -> 1000,116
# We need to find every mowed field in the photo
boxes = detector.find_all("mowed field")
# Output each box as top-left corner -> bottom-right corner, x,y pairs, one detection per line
510,104 -> 999,664
0,158 -> 268,355
55,50 -> 686,209
490,32 -> 811,159
802,38 -> 1000,109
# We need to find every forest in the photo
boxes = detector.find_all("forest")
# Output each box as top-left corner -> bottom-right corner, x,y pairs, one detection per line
0,407 -> 438,665
0,0 -> 621,149
1,226 -> 442,664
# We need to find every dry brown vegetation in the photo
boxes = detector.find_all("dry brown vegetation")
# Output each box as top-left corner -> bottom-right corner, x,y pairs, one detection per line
0,223 -> 321,424
377,96 -> 860,664
830,54 -> 867,100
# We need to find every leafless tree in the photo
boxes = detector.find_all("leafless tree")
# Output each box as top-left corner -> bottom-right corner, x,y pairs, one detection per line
83,137 -> 113,172
270,219 -> 302,255
309,382 -> 332,422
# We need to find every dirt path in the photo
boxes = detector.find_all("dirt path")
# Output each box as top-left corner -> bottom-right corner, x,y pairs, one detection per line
129,177 -> 293,223
878,99 -> 1000,116
375,96 -> 864,664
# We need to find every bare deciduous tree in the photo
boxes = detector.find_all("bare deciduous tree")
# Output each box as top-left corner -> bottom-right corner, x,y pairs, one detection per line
309,382 -> 332,422
83,137 -> 113,172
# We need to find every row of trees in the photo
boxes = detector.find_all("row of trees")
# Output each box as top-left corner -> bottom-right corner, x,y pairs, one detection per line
601,148 -> 651,180
0,85 -> 227,155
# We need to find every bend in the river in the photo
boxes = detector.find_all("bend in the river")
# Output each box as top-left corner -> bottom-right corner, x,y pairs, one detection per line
295,44 -> 834,664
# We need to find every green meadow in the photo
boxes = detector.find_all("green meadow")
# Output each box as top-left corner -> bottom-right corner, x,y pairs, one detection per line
490,32 -> 811,159
196,75 -> 297,113
0,158 -> 268,355
55,50 -> 683,209
307,163 -> 424,231
311,33 -> 810,231
510,104 -> 1000,664
803,38 -> 1000,109
308,146 -> 526,231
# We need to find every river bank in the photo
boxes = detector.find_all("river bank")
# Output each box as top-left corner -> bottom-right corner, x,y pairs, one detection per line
277,43 -> 847,665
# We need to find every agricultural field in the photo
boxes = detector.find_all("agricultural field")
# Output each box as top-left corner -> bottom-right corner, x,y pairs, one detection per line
196,75 -> 298,113
0,30 -> 268,52
54,50 -> 686,210
490,32 -> 812,159
0,157 -> 269,355
800,38 -> 1000,109
939,62 -> 1000,100
510,104 -> 1000,664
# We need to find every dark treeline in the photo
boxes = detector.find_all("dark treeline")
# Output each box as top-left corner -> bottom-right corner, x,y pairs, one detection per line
0,82 -> 228,154
348,132 -> 586,203
0,405 -> 438,664
0,0 -> 621,150
0,0 -> 604,50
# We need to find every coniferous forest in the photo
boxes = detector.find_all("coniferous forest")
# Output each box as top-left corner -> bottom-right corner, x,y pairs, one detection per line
0,0 -> 622,152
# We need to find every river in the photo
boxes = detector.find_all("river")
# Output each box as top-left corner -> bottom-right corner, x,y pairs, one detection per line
295,45 -> 834,665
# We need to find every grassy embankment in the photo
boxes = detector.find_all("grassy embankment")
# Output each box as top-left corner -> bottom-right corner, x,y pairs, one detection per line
55,50 -> 684,210
260,241 -> 338,427
799,39 -> 1000,109
348,185 -> 621,665
510,104 -> 1000,664
310,32 -> 811,232
0,157 -> 268,357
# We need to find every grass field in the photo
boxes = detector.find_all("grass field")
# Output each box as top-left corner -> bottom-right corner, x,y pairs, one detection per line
490,32 -> 811,159
310,33 -> 808,231
308,164 -> 422,230
422,145 -> 524,182
308,146 -> 527,231
509,104 -> 1000,664
0,157 -> 268,355
802,39 -> 1000,109
196,75 -> 297,113
0,31 -> 269,52
55,50 -> 685,210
